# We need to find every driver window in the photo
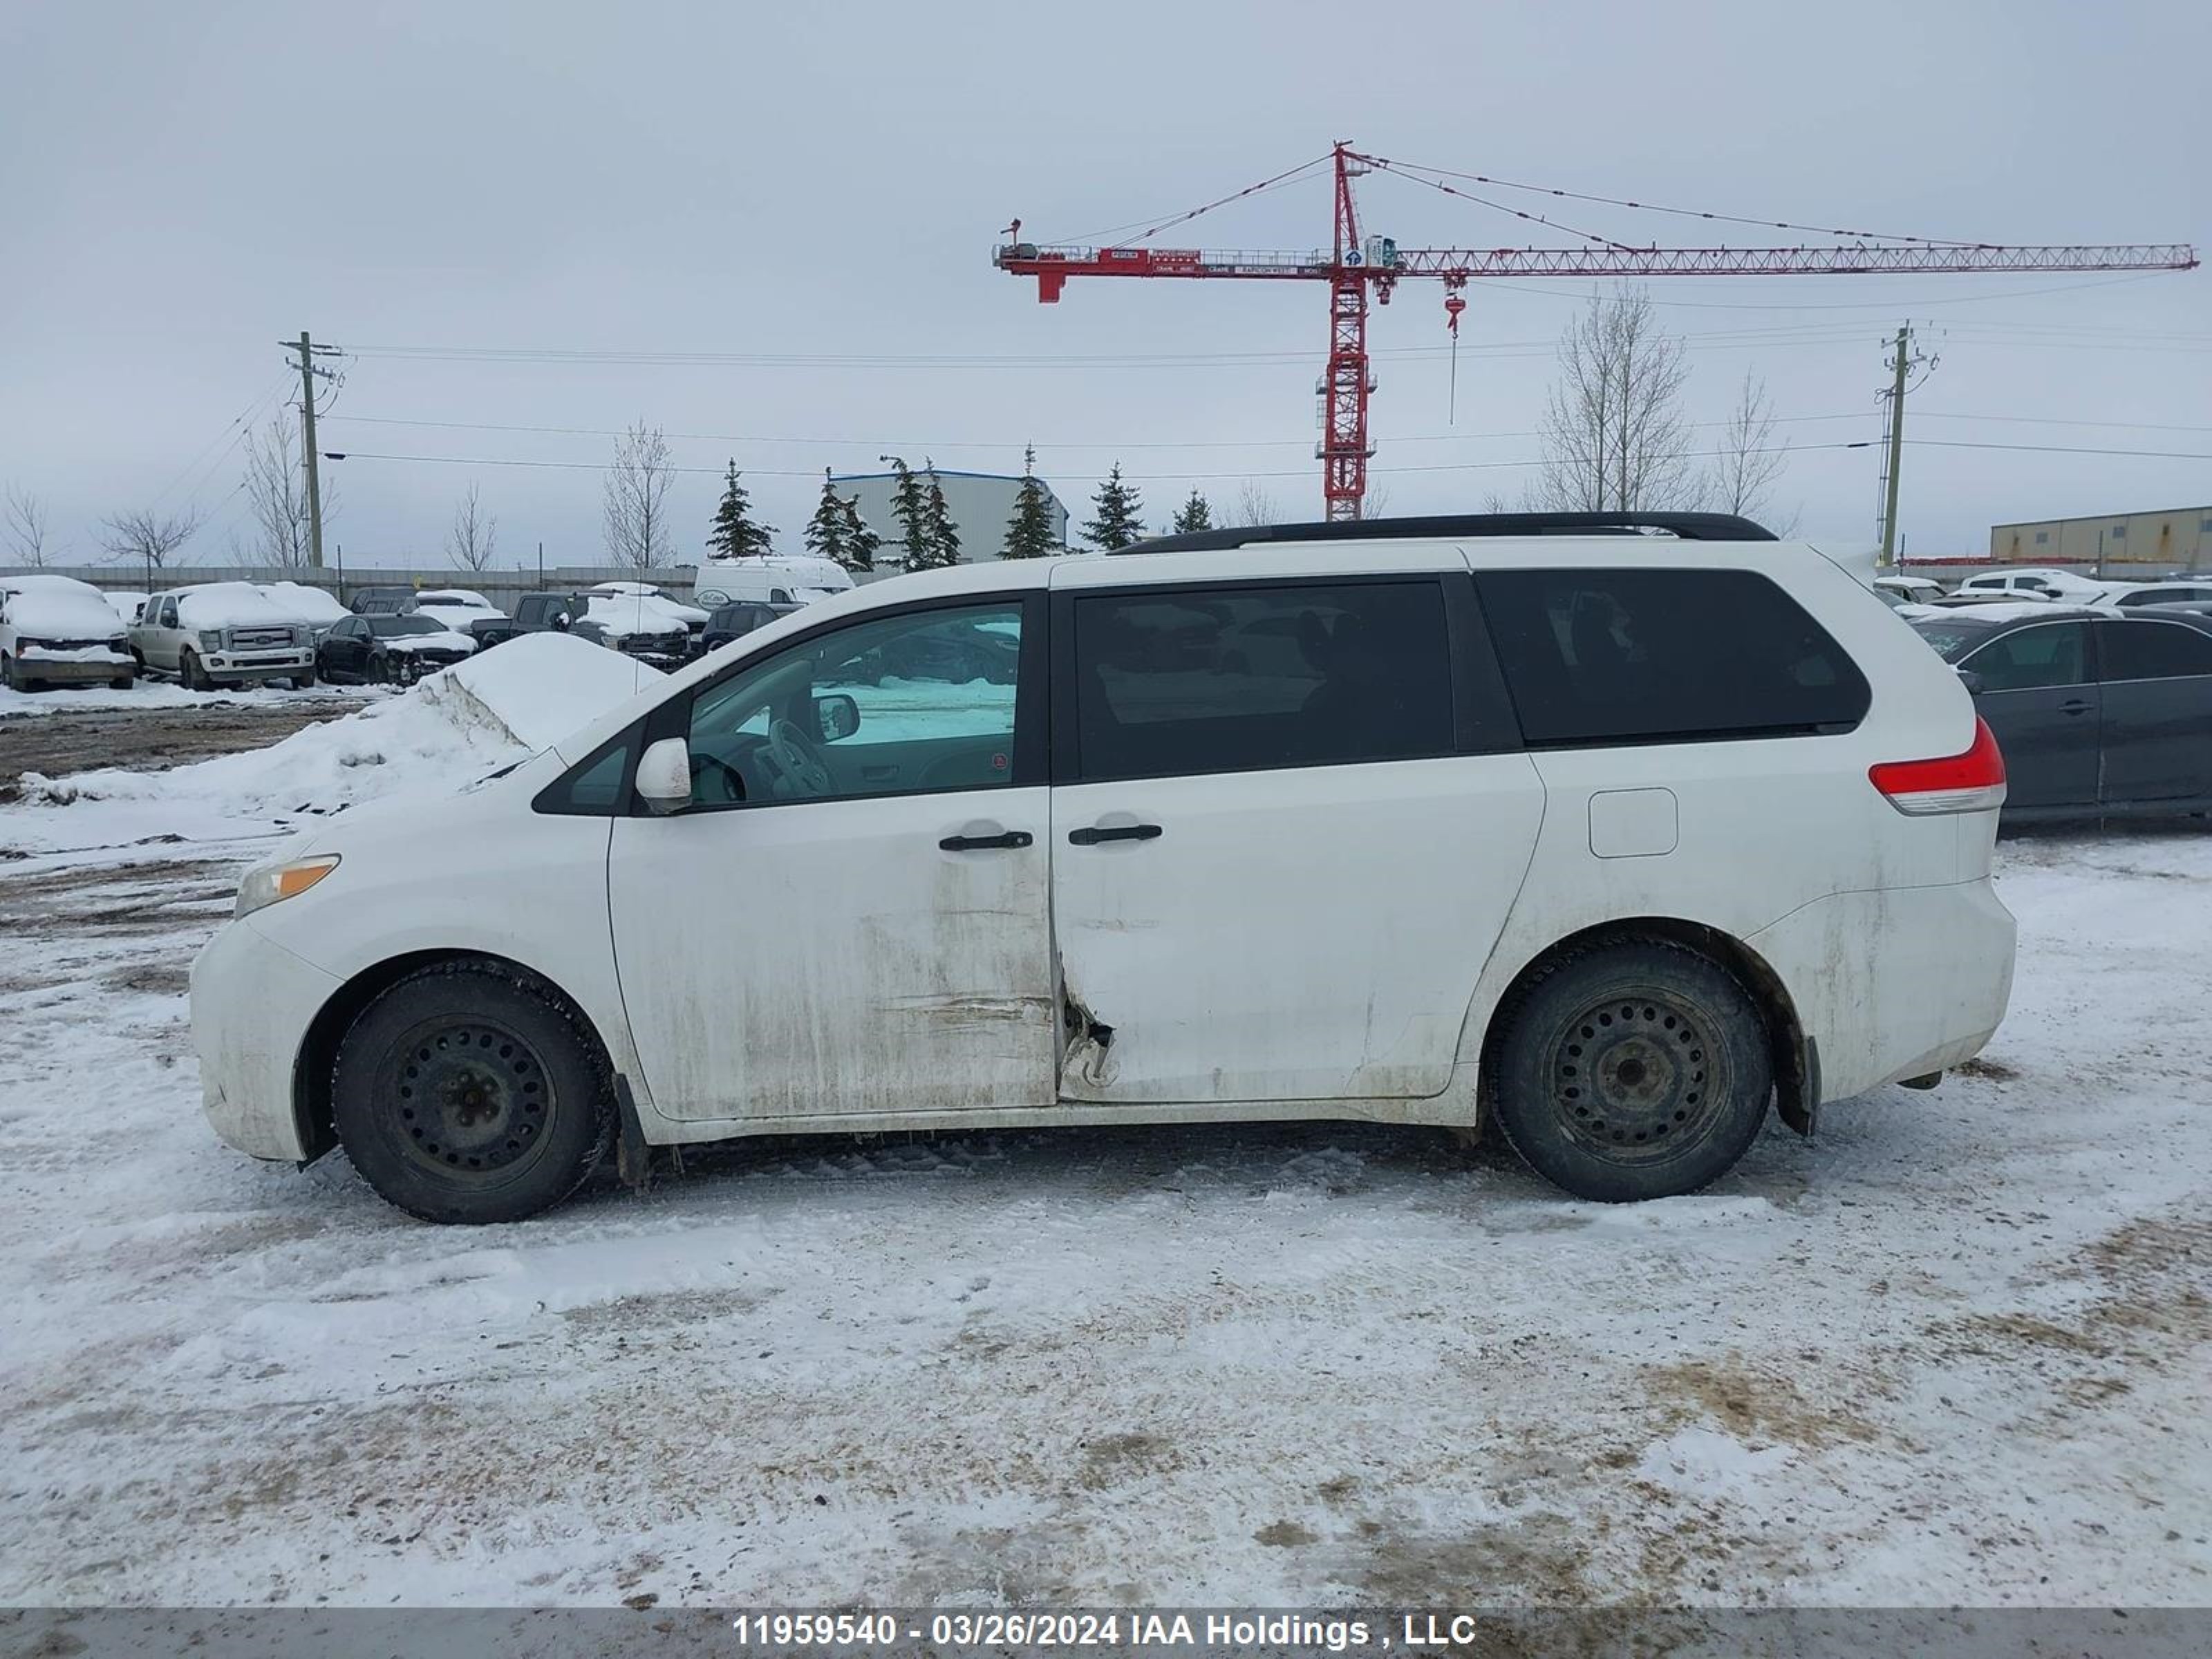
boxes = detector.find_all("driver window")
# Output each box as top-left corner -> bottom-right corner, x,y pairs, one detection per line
684,602 -> 1024,807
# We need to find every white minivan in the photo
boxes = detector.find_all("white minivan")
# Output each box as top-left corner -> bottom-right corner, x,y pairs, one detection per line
193,512 -> 2016,1223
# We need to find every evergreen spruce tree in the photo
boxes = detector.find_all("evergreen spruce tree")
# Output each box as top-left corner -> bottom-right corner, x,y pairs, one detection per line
1082,463 -> 1145,551
705,460 -> 774,560
1170,489 -> 1213,534
910,469 -> 962,570
839,493 -> 879,572
802,469 -> 849,568
1000,444 -> 1058,559
886,456 -> 932,569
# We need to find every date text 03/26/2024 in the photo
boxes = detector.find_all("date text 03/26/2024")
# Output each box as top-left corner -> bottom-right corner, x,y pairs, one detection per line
727,1613 -> 1487,1651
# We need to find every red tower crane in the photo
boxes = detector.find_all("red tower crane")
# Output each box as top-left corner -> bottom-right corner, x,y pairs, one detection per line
994,143 -> 2197,521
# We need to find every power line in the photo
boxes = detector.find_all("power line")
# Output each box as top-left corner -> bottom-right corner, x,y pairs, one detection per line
321,435 -> 2210,487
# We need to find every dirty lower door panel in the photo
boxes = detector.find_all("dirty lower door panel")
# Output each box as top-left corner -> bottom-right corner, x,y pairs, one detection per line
1049,757 -> 1545,1104
608,787 -> 1058,1122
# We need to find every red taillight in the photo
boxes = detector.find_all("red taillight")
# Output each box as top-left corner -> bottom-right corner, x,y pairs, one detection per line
1869,716 -> 2007,815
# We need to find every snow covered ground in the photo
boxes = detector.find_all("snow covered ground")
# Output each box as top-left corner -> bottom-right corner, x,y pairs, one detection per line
1,675 -> 2207,1611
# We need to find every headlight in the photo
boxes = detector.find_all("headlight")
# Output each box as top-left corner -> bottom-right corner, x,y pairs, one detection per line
235,854 -> 340,919
109,635 -> 127,652
18,637 -> 54,651
199,630 -> 223,651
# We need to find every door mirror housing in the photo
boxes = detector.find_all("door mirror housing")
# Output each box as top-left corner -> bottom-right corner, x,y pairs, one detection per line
1956,668 -> 1985,697
815,693 -> 861,743
634,736 -> 692,815
553,611 -> 571,630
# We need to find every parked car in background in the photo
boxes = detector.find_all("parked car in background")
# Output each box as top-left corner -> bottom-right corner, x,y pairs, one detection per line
348,585 -> 420,617
692,552 -> 855,609
409,589 -> 501,642
584,581 -> 710,652
1873,575 -> 1944,605
2095,580 -> 2212,609
258,581 -> 352,639
1911,606 -> 2212,821
700,599 -> 801,653
317,614 -> 478,685
570,590 -> 695,670
102,589 -> 149,628
194,510 -> 2016,1224
469,590 -> 575,650
1,574 -> 135,691
129,583 -> 317,689
1953,568 -> 2117,603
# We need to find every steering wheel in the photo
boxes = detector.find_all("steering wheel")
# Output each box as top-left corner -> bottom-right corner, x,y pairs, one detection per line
689,752 -> 746,806
767,718 -> 835,798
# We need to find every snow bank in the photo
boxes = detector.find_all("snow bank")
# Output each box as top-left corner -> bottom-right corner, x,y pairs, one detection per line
435,631 -> 662,748
19,634 -> 655,821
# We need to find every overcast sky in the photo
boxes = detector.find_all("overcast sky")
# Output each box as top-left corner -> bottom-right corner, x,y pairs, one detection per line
1,0 -> 2205,573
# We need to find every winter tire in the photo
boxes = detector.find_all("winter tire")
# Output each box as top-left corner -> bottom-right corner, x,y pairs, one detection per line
1488,937 -> 1772,1203
181,650 -> 212,692
332,964 -> 615,1224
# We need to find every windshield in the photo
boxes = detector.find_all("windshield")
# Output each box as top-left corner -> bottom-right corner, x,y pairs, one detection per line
370,615 -> 443,636
1911,621 -> 1994,662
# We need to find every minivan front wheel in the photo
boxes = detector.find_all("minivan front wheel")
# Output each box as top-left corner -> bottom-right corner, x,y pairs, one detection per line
332,965 -> 613,1223
1488,939 -> 1771,1203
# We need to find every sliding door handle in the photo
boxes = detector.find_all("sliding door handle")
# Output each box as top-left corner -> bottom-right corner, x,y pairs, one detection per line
1068,823 -> 1163,847
939,830 -> 1033,852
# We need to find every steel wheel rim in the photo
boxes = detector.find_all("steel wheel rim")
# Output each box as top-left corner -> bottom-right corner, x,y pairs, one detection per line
1548,991 -> 1727,1163
380,1015 -> 554,1181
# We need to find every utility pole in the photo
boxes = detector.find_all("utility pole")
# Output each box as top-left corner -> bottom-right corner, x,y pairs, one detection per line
283,332 -> 341,568
1877,323 -> 1936,567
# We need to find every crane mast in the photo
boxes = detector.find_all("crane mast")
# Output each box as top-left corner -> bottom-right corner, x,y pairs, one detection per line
993,143 -> 2197,521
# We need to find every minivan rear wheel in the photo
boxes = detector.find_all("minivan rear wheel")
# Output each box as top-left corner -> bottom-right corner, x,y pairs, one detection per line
332,965 -> 614,1224
1488,939 -> 1771,1203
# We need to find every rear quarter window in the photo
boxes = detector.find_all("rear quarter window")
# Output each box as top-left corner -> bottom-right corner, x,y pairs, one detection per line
1474,567 -> 1871,747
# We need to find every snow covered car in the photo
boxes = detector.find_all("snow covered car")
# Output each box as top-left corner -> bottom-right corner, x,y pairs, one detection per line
103,589 -> 149,628
193,511 -> 2018,1224
583,581 -> 710,651
257,581 -> 352,639
571,591 -> 696,669
1871,575 -> 1943,606
0,574 -> 135,691
409,589 -> 501,643
316,614 -> 480,684
130,583 -> 317,689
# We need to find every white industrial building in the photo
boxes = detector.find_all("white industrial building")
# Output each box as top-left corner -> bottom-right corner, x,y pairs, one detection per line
832,468 -> 1070,565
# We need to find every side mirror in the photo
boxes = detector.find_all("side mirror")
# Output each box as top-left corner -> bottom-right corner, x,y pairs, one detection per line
1956,668 -> 1985,697
815,693 -> 860,743
634,736 -> 692,815
554,611 -> 572,630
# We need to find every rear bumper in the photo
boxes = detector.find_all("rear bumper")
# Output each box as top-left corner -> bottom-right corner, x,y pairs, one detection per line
1747,879 -> 2016,1103
191,916 -> 343,1162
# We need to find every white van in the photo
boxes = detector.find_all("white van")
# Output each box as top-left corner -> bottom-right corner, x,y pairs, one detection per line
693,553 -> 855,609
194,512 -> 2016,1223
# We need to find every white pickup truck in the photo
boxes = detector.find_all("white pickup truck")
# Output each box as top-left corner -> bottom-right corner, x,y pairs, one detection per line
130,583 -> 318,689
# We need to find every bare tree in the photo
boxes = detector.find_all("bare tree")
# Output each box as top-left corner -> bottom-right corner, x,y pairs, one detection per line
4,485 -> 53,568
1706,369 -> 1797,534
446,482 -> 500,571
241,415 -> 335,570
1360,477 -> 1389,519
100,506 -> 205,574
603,420 -> 676,569
1228,481 -> 1280,527
1533,285 -> 1703,514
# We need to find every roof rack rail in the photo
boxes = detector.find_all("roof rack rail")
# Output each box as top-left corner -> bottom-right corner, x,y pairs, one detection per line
1122,511 -> 1778,555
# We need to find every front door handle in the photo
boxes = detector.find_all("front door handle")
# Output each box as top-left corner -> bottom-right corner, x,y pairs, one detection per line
1068,823 -> 1163,847
939,830 -> 1033,852
2059,699 -> 2093,716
